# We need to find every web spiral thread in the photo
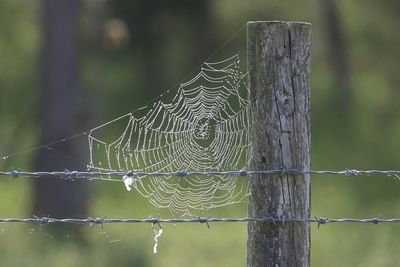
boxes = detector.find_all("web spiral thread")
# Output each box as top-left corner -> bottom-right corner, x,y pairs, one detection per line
87,54 -> 249,215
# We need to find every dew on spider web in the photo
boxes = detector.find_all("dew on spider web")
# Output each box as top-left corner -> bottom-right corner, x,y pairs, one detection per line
87,53 -> 249,216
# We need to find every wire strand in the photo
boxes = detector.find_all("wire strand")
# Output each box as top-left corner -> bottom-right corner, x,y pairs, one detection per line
0,216 -> 397,227
0,169 -> 399,181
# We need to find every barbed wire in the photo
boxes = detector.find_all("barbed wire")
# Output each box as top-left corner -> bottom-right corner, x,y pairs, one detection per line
0,169 -> 399,182
0,216 -> 399,229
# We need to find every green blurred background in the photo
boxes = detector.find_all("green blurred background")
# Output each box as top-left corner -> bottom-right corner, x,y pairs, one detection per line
1,0 -> 400,266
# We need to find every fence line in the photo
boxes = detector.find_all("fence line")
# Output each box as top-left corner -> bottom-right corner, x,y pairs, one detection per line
0,169 -> 399,181
0,216 -> 399,228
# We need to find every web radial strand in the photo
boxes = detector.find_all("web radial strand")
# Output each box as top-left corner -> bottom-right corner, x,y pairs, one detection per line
88,54 -> 249,215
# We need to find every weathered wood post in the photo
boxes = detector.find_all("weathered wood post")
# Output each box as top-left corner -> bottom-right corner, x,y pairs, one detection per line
247,21 -> 312,267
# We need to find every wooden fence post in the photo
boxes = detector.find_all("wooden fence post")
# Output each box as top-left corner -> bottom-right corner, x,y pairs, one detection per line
247,21 -> 312,267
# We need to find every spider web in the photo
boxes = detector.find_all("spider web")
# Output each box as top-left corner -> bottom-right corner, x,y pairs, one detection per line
88,54 -> 249,215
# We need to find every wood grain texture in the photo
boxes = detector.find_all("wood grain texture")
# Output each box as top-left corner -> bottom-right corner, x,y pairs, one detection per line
247,21 -> 312,267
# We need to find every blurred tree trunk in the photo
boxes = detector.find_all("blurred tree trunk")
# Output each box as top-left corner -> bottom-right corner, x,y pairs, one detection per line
33,0 -> 89,233
322,0 -> 352,115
